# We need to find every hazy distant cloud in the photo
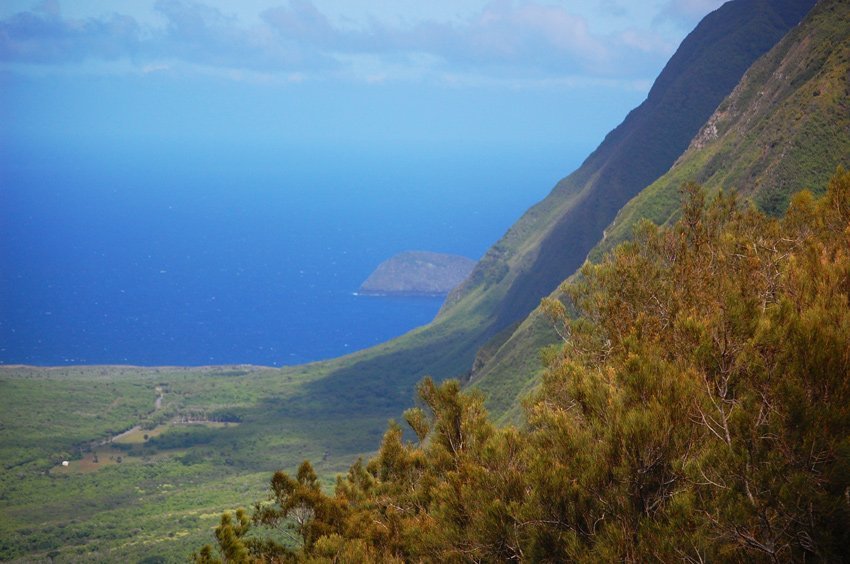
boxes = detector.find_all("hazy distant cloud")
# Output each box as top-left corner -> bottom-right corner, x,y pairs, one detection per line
152,0 -> 336,70
261,0 -> 340,47
262,0 -> 661,78
0,0 -> 686,83
659,0 -> 726,26
405,2 -> 608,71
618,28 -> 675,56
0,1 -> 140,63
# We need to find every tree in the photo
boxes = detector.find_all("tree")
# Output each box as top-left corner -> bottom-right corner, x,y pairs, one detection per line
194,169 -> 850,562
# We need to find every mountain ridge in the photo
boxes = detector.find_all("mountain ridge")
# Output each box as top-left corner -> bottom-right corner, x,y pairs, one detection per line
441,0 -> 817,329
471,0 -> 850,423
286,0 -> 817,423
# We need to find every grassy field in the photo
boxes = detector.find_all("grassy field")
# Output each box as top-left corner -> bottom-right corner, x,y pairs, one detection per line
0,364 -> 393,562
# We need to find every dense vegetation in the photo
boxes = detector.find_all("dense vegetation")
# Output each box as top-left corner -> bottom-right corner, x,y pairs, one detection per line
0,364 -> 392,562
197,169 -> 850,562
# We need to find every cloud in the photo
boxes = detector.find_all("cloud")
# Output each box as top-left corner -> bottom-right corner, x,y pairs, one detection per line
260,0 -> 653,77
260,0 -> 339,47
0,0 -> 678,83
151,0 -> 325,70
618,28 -> 675,56
658,0 -> 726,26
141,62 -> 170,74
401,1 -> 609,73
0,1 -> 141,63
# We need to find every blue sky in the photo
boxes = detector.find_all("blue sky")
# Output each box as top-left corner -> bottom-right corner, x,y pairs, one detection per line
1,0 -> 728,365
4,1 -> 737,367
1,0 -> 726,153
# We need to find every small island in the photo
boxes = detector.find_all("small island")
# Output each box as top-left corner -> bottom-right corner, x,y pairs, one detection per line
357,251 -> 476,296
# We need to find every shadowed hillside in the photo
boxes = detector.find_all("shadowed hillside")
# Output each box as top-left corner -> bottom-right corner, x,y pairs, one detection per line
294,0 -> 815,420
441,0 -> 816,329
472,0 -> 850,423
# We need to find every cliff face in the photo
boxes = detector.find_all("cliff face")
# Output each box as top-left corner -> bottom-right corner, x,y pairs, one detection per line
597,0 -> 850,256
471,0 -> 850,423
358,252 -> 476,296
441,0 -> 817,332
292,0 -> 817,419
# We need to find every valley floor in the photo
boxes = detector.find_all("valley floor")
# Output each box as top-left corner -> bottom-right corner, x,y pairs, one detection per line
0,364 -> 388,562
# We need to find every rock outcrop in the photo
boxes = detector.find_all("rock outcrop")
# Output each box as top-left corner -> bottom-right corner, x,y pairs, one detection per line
358,251 -> 476,296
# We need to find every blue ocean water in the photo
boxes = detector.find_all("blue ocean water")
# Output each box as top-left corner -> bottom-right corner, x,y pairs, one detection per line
0,140 -> 577,366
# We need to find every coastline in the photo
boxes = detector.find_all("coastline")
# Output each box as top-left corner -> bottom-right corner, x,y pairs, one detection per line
353,290 -> 449,299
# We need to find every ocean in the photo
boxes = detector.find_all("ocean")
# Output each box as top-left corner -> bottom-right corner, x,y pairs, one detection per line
0,139 -> 578,366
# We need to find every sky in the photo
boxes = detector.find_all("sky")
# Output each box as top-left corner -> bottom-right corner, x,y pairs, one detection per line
0,0 -> 728,155
2,0 -> 728,365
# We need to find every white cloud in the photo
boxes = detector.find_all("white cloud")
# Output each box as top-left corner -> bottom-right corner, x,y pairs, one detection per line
0,0 -> 692,85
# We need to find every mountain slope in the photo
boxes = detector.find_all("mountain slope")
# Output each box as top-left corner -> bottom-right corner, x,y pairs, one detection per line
294,0 -> 815,417
472,0 -> 850,423
440,0 -> 816,329
598,0 -> 850,252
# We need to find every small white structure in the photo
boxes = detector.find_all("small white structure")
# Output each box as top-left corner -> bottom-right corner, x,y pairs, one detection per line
61,461 -> 69,467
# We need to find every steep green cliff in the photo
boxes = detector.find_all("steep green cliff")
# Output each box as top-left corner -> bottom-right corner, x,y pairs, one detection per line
442,0 -> 816,332
598,0 -> 850,253
472,0 -> 850,423
295,0 -> 815,418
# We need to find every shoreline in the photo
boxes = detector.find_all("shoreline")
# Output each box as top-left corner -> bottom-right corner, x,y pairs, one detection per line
353,290 -> 449,298
0,363 -> 280,372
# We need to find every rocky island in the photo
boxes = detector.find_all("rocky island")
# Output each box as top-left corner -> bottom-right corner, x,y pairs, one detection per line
358,251 -> 476,296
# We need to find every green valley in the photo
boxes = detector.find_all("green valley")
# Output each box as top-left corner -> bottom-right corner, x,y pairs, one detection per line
0,364 -> 391,562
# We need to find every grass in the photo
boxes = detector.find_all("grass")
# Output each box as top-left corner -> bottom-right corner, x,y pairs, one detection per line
0,364 -> 387,562
112,424 -> 171,445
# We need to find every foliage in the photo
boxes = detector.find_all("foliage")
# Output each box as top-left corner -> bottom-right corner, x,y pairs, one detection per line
198,169 -> 850,561
0,363 -> 388,562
